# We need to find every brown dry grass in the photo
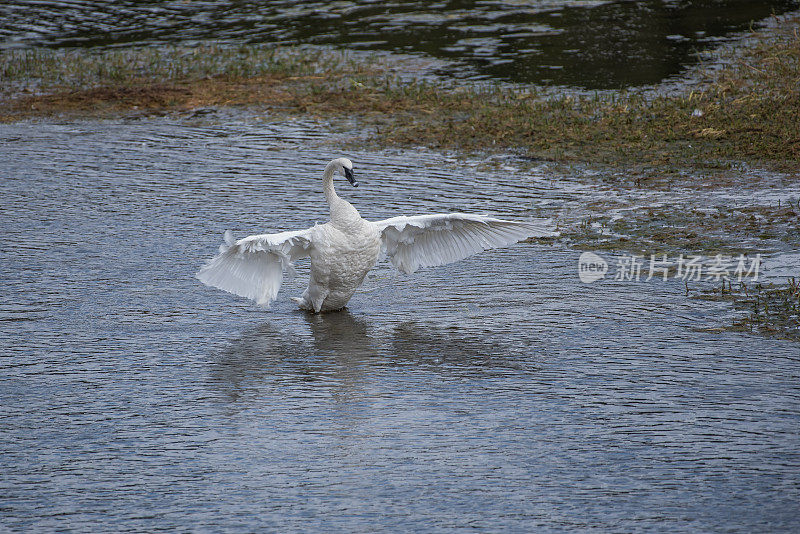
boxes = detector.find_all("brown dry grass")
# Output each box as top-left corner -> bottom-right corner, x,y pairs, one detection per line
3,75 -> 297,118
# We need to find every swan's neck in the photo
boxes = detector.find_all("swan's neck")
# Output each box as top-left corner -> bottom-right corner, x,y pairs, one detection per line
322,163 -> 340,206
321,162 -> 360,225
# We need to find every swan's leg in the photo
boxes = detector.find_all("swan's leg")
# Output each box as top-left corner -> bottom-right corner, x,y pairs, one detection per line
293,283 -> 328,313
290,286 -> 315,310
309,286 -> 329,314
304,262 -> 331,313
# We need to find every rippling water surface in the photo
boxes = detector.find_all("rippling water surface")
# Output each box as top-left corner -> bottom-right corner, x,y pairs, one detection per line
1,0 -> 798,87
1,116 -> 799,531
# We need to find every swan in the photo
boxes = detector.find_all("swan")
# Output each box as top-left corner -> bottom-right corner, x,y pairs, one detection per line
196,157 -> 557,313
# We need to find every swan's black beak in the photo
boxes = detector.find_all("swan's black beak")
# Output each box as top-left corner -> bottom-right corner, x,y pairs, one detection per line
344,167 -> 358,187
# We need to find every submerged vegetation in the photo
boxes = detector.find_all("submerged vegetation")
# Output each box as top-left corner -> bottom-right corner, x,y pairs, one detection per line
563,202 -> 800,256
697,278 -> 800,340
1,14 -> 798,172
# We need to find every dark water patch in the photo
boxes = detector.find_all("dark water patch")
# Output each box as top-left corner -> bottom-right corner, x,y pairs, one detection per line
1,1 -> 798,88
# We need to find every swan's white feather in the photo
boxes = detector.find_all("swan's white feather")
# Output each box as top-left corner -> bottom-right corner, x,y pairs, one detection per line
196,227 -> 314,306
372,213 -> 558,274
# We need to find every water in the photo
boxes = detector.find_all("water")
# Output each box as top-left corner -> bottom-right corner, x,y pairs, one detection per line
1,0 -> 798,88
1,117 -> 799,531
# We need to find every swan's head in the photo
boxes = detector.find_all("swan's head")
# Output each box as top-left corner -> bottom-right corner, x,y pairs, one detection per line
332,157 -> 358,187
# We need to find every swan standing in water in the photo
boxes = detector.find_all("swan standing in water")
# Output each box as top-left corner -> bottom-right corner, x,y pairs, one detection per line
197,158 -> 557,313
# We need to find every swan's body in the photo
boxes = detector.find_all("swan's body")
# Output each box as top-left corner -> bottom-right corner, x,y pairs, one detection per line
197,158 -> 557,313
295,207 -> 381,312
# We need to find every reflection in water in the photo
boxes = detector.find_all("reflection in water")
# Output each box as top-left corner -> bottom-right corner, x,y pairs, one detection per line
211,312 -> 537,406
0,0 -> 797,88
303,310 -> 375,359
210,311 -> 375,405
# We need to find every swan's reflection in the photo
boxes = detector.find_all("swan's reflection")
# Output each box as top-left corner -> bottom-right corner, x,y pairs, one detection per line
209,310 -> 376,406
302,310 -> 375,359
210,311 -> 539,407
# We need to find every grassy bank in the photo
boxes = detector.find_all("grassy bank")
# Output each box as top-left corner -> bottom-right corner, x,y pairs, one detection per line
2,15 -> 798,172
0,46 -> 386,116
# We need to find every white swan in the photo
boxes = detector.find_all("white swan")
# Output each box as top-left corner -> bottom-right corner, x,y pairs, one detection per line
196,157 -> 557,313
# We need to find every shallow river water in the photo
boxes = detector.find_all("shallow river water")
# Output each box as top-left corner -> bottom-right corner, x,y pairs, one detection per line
1,117 -> 799,531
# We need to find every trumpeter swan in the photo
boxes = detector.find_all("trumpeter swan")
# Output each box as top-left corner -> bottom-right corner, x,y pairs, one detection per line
196,157 -> 557,312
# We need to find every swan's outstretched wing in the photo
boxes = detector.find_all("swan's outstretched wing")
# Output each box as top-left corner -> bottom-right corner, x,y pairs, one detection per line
196,228 -> 313,306
372,213 -> 557,274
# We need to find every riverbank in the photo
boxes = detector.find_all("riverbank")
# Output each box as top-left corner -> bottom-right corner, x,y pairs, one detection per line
2,14 -> 798,174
